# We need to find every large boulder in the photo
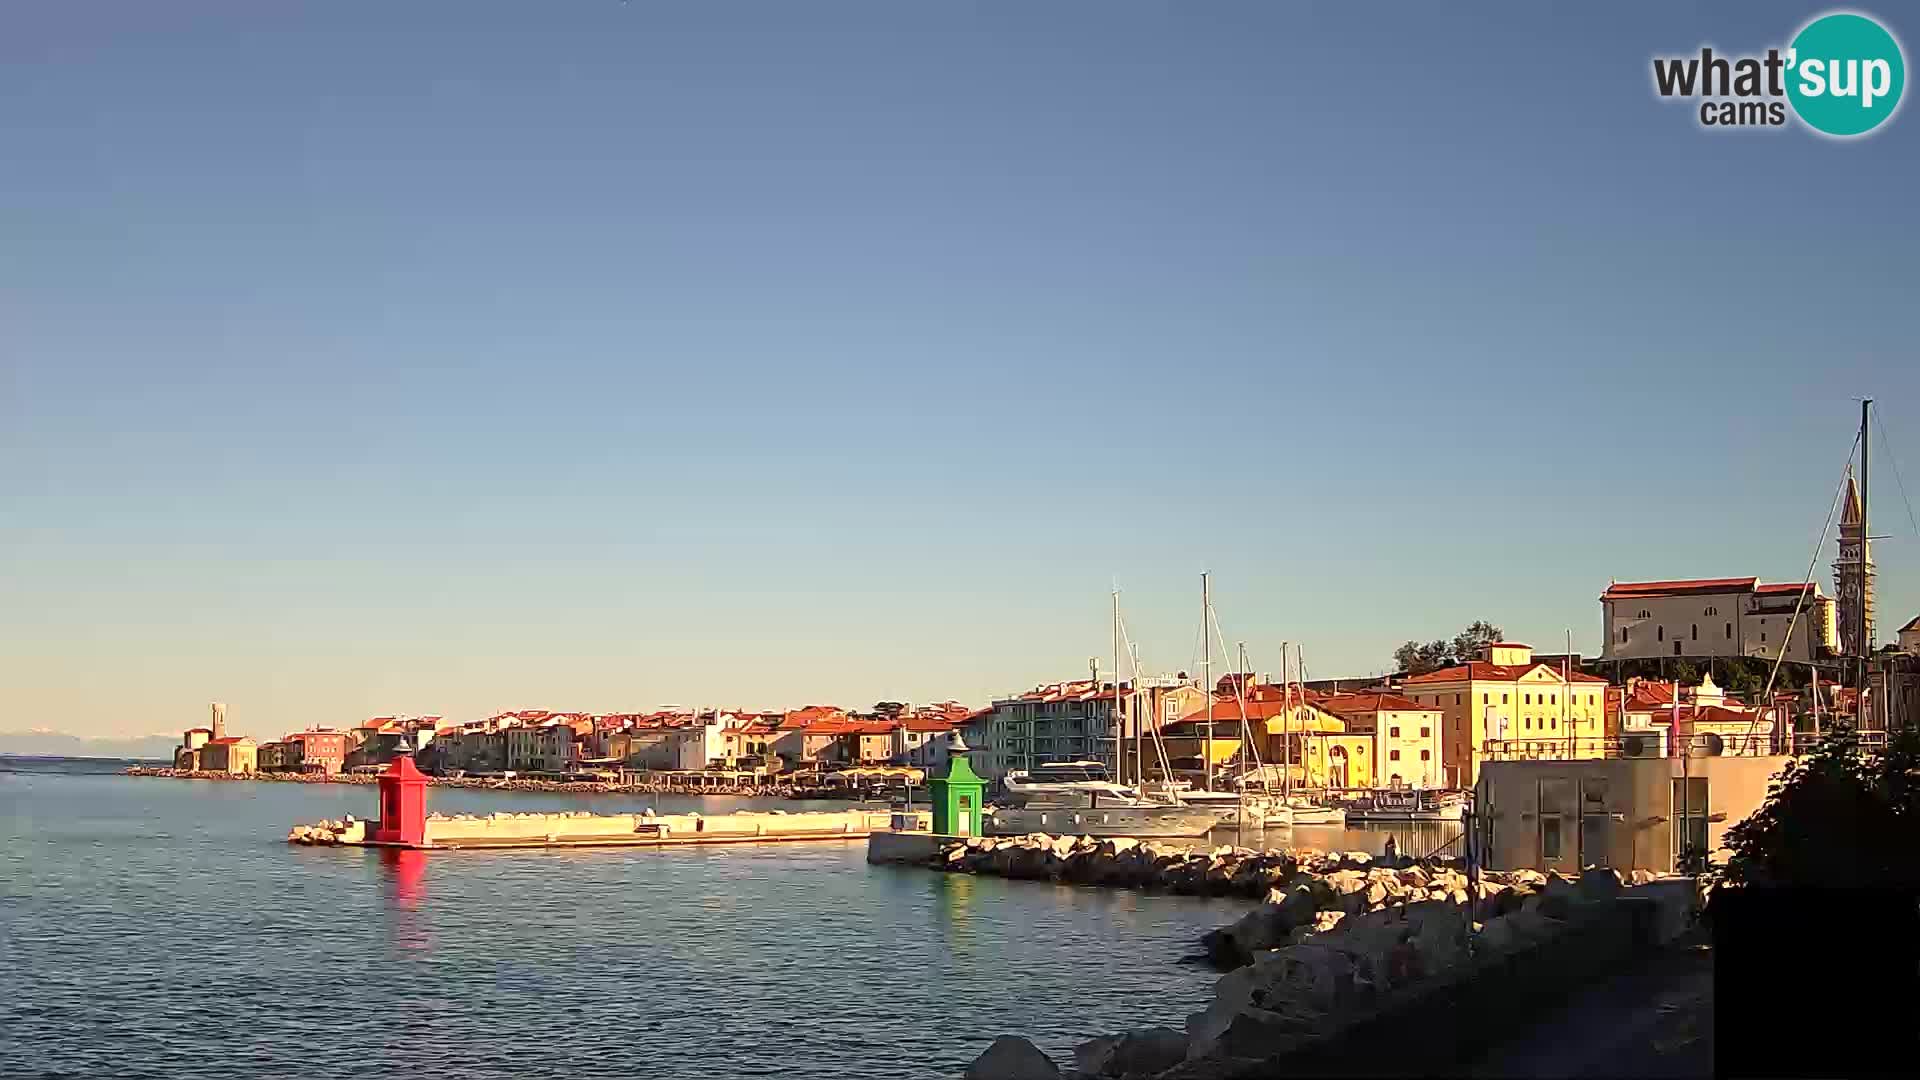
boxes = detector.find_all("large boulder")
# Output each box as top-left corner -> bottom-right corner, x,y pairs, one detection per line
1476,910 -> 1564,955
964,1035 -> 1061,1079
1074,1026 -> 1188,1078
1574,868 -> 1624,904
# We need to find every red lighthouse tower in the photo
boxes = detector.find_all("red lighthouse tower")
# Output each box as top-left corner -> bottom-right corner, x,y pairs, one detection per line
367,755 -> 429,848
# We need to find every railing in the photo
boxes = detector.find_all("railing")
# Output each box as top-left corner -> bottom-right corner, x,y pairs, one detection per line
1481,733 -> 1775,760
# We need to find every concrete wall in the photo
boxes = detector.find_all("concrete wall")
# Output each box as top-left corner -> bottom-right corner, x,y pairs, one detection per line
1477,755 -> 1787,873
421,808 -> 917,845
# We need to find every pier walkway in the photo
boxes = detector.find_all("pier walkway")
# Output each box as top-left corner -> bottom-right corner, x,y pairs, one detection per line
1463,937 -> 1713,1079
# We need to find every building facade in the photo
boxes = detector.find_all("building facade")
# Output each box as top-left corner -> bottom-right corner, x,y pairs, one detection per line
285,730 -> 348,774
977,678 -> 1206,781
1317,692 -> 1446,789
1400,643 -> 1610,787
199,736 -> 257,774
1600,577 -> 1837,664
1476,755 -> 1787,874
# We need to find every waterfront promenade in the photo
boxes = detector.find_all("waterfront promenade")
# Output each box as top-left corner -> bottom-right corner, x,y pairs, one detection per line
126,765 -> 843,799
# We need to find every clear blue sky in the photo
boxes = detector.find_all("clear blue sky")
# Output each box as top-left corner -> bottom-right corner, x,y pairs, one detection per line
4,2 -> 1916,737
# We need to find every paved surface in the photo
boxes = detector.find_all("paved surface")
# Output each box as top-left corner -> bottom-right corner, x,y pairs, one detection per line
1464,943 -> 1714,1079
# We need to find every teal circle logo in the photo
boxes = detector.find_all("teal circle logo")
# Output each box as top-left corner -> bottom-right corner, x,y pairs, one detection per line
1787,12 -> 1905,136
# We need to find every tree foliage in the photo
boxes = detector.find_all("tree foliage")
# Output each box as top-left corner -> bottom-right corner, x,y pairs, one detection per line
1392,620 -> 1505,675
1717,722 -> 1920,889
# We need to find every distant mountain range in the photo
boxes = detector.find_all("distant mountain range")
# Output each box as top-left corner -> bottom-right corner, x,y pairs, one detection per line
0,730 -> 180,761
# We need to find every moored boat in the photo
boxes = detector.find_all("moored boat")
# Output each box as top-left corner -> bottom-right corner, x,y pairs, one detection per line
983,794 -> 1219,838
1000,761 -> 1138,805
1341,788 -> 1465,823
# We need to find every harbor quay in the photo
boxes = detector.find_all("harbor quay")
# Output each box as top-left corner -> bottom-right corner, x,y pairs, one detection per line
286,757 -> 927,850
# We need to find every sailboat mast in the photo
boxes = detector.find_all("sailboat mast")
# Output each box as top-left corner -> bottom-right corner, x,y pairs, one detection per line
1280,642 -> 1291,799
1203,571 -> 1213,792
1112,590 -> 1123,786
1859,398 -> 1872,689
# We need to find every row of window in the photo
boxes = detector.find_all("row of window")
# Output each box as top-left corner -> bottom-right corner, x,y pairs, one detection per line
1620,622 -> 1769,644
1386,726 -> 1433,739
1386,749 -> 1432,762
1416,692 -> 1600,708
1635,606 -> 1722,619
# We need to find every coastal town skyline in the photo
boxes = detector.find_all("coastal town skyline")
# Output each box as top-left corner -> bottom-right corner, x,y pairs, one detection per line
7,1 -> 1919,737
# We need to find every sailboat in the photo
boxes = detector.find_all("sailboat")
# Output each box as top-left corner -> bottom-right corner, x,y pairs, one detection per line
985,589 -> 1221,839
1277,643 -> 1346,827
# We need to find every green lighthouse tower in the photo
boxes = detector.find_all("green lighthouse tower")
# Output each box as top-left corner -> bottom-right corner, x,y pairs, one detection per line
930,732 -> 986,837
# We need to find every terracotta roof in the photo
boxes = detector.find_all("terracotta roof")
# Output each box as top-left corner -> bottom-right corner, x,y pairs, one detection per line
1317,691 -> 1440,715
184,727 -> 213,735
1403,662 -> 1607,685
1602,577 -> 1757,600
205,736 -> 251,746
902,719 -> 955,733
1754,582 -> 1820,596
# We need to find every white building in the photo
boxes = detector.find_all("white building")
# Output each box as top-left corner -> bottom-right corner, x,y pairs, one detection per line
1898,615 -> 1920,655
1600,577 -> 1837,664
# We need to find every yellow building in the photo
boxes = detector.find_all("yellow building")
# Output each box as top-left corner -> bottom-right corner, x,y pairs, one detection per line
200,736 -> 257,774
1317,692 -> 1446,789
1399,643 -> 1610,787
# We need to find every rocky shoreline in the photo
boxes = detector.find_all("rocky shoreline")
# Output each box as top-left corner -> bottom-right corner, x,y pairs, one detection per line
931,834 -> 1684,1079
121,766 -> 835,799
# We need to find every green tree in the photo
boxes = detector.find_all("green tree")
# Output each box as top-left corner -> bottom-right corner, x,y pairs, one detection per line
1717,721 -> 1920,889
1392,620 -> 1505,675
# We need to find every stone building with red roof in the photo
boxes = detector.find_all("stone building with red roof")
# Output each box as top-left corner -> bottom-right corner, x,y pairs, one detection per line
1599,576 -> 1837,664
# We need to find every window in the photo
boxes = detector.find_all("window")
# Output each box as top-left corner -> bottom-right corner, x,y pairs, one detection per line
1620,627 -> 1629,643
1524,718 -> 1532,729
1550,693 -> 1557,705
1725,623 -> 1732,639
1542,817 -> 1563,859
1390,750 -> 1401,761
1420,749 -> 1431,761
1761,632 -> 1767,643
1705,606 -> 1718,616
1637,609 -> 1651,619
1657,626 -> 1664,642
1550,717 -> 1558,729
1420,726 -> 1431,737
1482,693 -> 1489,704
1502,694 -> 1509,704
1390,726 -> 1401,738
1691,624 -> 1698,640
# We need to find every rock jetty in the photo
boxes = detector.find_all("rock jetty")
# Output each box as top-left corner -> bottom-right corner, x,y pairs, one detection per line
948,833 -> 1677,1079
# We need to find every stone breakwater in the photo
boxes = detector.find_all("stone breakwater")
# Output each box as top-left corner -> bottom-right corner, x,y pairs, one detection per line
936,834 -> 1680,1080
124,767 -> 820,798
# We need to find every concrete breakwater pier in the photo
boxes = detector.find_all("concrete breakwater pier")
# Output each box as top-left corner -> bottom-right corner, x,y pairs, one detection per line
286,756 -> 929,849
290,807 -> 924,850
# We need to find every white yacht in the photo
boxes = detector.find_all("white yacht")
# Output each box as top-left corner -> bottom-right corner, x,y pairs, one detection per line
984,790 -> 1219,838
1000,761 -> 1138,805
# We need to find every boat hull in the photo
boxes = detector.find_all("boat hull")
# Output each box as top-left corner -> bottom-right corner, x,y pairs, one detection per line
983,804 -> 1219,838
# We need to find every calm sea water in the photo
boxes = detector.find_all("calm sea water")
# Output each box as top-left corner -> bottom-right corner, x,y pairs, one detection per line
1,758 -> 1262,1079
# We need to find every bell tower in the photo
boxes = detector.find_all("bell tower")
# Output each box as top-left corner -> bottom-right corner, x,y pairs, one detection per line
1834,467 -> 1874,658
